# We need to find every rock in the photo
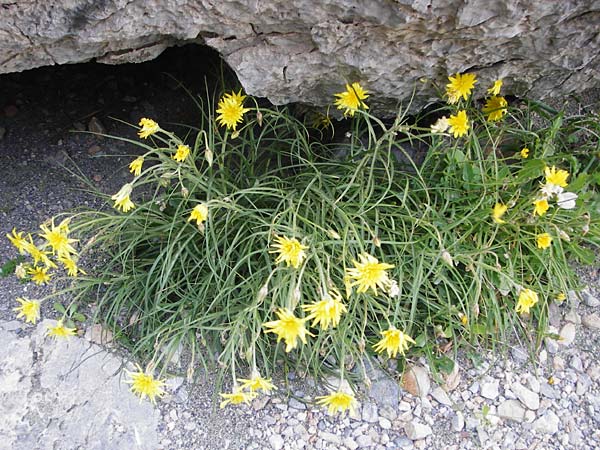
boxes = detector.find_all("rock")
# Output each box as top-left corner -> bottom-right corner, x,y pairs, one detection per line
319,431 -> 342,445
379,417 -> 392,430
480,378 -> 500,400
512,382 -> 540,410
268,434 -> 284,450
288,398 -> 306,410
88,116 -> 107,134
531,410 -> 560,434
361,401 -> 378,423
2,2 -> 599,115
497,400 -> 526,421
564,309 -> 580,324
402,365 -> 430,399
451,411 -> 465,432
368,375 -> 400,409
558,323 -> 576,346
88,145 -> 102,155
355,434 -> 373,447
430,386 -> 452,406
511,346 -> 529,362
404,421 -> 432,440
581,288 -> 600,307
570,356 -> 583,372
442,360 -> 461,392
582,313 -> 600,330
547,301 -> 562,328
84,324 -> 114,345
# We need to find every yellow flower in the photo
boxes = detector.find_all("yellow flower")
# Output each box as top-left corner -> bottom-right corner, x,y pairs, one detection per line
219,387 -> 257,408
263,308 -> 311,352
446,73 -> 477,104
373,326 -> 415,358
544,166 -> 569,188
315,391 -> 358,415
216,90 -> 251,131
14,297 -> 41,324
188,203 -> 208,225
515,288 -> 539,314
138,118 -> 159,139
345,253 -> 394,295
520,147 -> 530,158
172,144 -> 190,162
334,82 -> 369,117
483,96 -> 508,122
447,110 -> 470,138
556,292 -> 566,302
6,228 -> 28,254
270,235 -> 308,269
536,233 -> 552,249
459,313 -> 468,326
58,255 -> 86,277
23,237 -> 56,268
492,203 -> 508,224
238,373 -> 277,393
111,183 -> 135,213
301,288 -> 347,330
47,319 -> 77,338
39,218 -> 77,257
28,266 -> 52,285
487,79 -> 503,96
533,198 -> 550,216
125,365 -> 167,404
129,157 -> 144,176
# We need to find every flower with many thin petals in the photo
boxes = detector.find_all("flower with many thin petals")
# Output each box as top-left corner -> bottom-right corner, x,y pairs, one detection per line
270,235 -> 308,269
373,326 -> 415,358
219,387 -> 257,408
39,218 -> 77,257
533,198 -> 550,216
58,255 -> 86,277
23,238 -> 56,268
14,297 -> 40,324
125,365 -> 167,404
447,110 -> 470,138
129,157 -> 144,176
28,266 -> 51,285
188,203 -> 208,225
172,144 -> 190,162
302,288 -> 347,330
316,390 -> 358,415
483,96 -> 508,122
515,288 -> 539,314
446,73 -> 477,104
487,79 -> 503,96
536,233 -> 552,249
334,82 -> 369,117
216,90 -> 251,131
544,166 -> 569,188
345,253 -> 394,295
7,228 -> 28,254
263,308 -> 311,352
138,118 -> 159,139
47,319 -> 77,338
111,183 -> 135,213
492,203 -> 508,224
238,373 -> 277,393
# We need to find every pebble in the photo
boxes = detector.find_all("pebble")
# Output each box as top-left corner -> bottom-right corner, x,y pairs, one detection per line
88,116 -> 106,134
451,411 -> 465,432
564,309 -> 581,324
404,422 -> 432,440
531,410 -> 560,434
570,355 -> 583,372
497,400 -> 526,421
581,288 -> 600,307
511,382 -> 540,410
430,386 -> 452,406
480,378 -> 500,400
268,434 -> 285,449
362,401 -> 378,423
402,365 -> 430,398
558,323 -> 576,346
582,313 -> 600,330
288,398 -> 306,410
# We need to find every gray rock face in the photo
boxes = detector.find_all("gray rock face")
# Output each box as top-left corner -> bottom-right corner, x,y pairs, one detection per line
1,1 -> 599,114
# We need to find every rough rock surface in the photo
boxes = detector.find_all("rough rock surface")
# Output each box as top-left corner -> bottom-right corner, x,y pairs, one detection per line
1,1 -> 599,114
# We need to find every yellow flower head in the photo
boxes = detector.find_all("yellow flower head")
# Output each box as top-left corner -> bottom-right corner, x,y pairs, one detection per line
334,82 -> 369,117
219,387 -> 257,408
301,288 -> 347,330
14,297 -> 41,324
270,235 -> 308,269
447,110 -> 470,138
238,373 -> 277,393
533,198 -> 550,216
28,266 -> 52,285
492,203 -> 508,224
125,365 -> 167,404
172,144 -> 191,162
138,118 -> 159,139
536,233 -> 552,249
544,166 -> 569,188
446,73 -> 477,104
487,79 -> 503,96
315,391 -> 358,415
7,228 -> 28,254
23,238 -> 56,269
188,203 -> 208,225
483,96 -> 508,122
47,319 -> 77,338
263,308 -> 311,352
129,157 -> 144,176
216,90 -> 251,131
372,326 -> 415,358
39,218 -> 77,257
520,147 -> 530,158
58,255 -> 86,277
111,183 -> 135,213
515,288 -> 539,315
345,253 -> 394,295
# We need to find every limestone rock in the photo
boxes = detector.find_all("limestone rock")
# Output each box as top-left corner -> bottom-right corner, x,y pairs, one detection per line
511,382 -> 540,410
402,364 -> 430,399
1,1 -> 599,115
531,410 -> 560,434
497,400 -> 526,421
404,421 -> 432,440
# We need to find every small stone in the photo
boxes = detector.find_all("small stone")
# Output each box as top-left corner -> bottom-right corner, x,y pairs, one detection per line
394,436 -> 414,449
480,378 -> 499,400
343,437 -> 359,450
289,398 -> 306,410
319,431 -> 342,445
576,373 -> 592,395
441,360 -> 461,392
362,401 -> 378,423
430,386 -> 452,406
547,301 -> 562,327
469,381 -> 480,394
531,410 -> 560,434
553,356 -> 565,370
524,410 -> 536,423
451,411 -> 465,432
93,174 -> 103,182
564,309 -> 580,324
526,375 -> 540,393
369,376 -> 400,409
582,313 -> 600,330
402,365 -> 430,398
558,323 -> 576,346
539,382 -> 558,399
512,382 -> 539,410
356,434 -> 373,447
88,144 -> 102,155
569,429 -> 583,445
497,400 -> 526,421
88,116 -> 107,134
84,324 -> 114,345
511,346 -> 529,362
379,417 -> 391,430
404,422 -> 432,440
581,288 -> 600,307
570,355 -> 583,372
268,434 -> 284,450
587,364 -> 600,382
465,416 -> 479,430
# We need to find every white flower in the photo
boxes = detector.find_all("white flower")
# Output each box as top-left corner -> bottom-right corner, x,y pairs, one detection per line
556,191 -> 578,209
539,183 -> 563,199
430,117 -> 449,134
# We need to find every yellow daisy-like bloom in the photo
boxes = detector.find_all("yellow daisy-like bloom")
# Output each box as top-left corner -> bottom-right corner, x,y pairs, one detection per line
544,166 -> 569,188
138,118 -> 159,139
47,319 -> 77,338
7,228 -> 28,254
334,82 -> 369,117
238,373 -> 277,393
14,297 -> 41,324
263,308 -> 311,353
315,391 -> 358,415
188,203 -> 208,225
483,96 -> 508,122
515,288 -> 539,314
270,235 -> 308,269
129,157 -> 144,176
556,292 -> 567,302
172,144 -> 190,162
39,219 -> 77,257
216,90 -> 251,131
345,253 -> 394,295
301,288 -> 347,330
58,255 -> 86,277
373,326 -> 415,359
533,198 -> 550,216
536,233 -> 552,249
28,266 -> 52,285
446,73 -> 477,104
520,147 -> 530,158
447,110 -> 470,138
111,183 -> 135,213
219,387 -> 257,408
23,238 -> 56,269
492,203 -> 508,224
125,365 -> 167,404
487,79 -> 503,96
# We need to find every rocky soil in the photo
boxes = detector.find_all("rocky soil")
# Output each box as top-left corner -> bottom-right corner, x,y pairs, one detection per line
1,47 -> 599,450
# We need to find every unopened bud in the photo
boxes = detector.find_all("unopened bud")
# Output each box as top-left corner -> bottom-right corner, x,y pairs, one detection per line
205,147 -> 214,167
256,110 -> 263,127
441,250 -> 454,267
181,186 -> 189,198
373,236 -> 381,247
231,130 -> 240,139
558,229 -> 570,242
257,281 -> 269,302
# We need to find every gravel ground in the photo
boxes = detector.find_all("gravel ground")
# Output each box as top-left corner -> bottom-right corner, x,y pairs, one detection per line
1,47 -> 599,450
